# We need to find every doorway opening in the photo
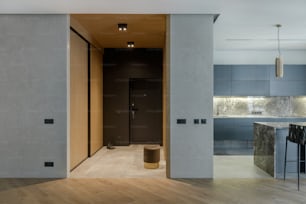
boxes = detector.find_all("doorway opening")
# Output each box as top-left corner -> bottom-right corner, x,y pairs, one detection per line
69,14 -> 167,178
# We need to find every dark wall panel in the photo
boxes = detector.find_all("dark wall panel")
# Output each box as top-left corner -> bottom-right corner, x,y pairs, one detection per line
103,48 -> 162,146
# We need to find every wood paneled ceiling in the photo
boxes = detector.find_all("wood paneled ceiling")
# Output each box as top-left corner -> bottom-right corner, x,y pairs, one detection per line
71,14 -> 166,48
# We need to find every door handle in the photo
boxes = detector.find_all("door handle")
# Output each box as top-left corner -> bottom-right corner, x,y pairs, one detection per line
131,107 -> 138,120
132,110 -> 135,120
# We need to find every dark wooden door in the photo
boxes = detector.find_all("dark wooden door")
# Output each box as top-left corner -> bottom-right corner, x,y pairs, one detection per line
129,79 -> 162,144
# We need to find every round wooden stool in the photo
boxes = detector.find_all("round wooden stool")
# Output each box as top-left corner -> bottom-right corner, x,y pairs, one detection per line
144,145 -> 160,169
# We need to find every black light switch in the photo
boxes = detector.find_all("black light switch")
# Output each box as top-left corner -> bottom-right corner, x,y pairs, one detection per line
44,161 -> 54,167
177,119 -> 186,124
201,119 -> 206,124
194,119 -> 199,124
44,118 -> 54,124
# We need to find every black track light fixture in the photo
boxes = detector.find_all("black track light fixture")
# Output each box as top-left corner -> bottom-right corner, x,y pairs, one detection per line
118,23 -> 127,31
127,41 -> 135,48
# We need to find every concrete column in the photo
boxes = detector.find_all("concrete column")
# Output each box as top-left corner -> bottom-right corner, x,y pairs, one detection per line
167,14 -> 214,178
0,15 -> 69,178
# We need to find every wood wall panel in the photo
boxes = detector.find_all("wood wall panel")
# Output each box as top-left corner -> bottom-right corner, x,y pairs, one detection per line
162,48 -> 168,160
90,46 -> 103,155
70,31 -> 88,170
70,17 -> 102,48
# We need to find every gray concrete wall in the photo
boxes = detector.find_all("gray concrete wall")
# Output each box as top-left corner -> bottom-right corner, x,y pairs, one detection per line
0,15 -> 69,178
168,14 -> 214,178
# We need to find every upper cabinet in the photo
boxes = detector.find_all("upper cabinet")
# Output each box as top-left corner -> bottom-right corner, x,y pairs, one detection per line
269,65 -> 306,96
231,80 -> 270,96
231,65 -> 270,96
214,65 -> 306,96
214,65 -> 231,95
231,66 -> 269,80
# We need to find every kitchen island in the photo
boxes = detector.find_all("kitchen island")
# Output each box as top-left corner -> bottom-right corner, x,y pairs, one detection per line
253,122 -> 306,178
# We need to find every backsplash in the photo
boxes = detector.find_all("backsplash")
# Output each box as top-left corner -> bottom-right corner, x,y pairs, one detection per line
214,96 -> 306,117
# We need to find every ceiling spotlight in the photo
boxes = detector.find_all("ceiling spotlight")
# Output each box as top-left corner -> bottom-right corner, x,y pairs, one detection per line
118,23 -> 127,31
275,24 -> 283,78
127,41 -> 135,48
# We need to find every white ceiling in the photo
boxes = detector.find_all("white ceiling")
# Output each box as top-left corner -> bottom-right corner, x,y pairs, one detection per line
213,0 -> 306,51
1,0 -> 306,51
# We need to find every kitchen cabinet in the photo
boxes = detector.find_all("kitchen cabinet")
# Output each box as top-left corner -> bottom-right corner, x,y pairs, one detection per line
231,80 -> 269,96
214,65 -> 231,95
214,65 -> 306,96
214,80 -> 231,95
270,65 -> 306,81
214,117 -> 306,155
231,65 -> 269,80
233,118 -> 254,141
269,65 -> 306,96
214,119 -> 235,140
270,81 -> 306,96
214,117 -> 306,142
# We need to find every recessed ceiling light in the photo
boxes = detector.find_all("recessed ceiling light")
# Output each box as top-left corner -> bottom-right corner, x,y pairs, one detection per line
118,23 -> 127,31
127,41 -> 135,48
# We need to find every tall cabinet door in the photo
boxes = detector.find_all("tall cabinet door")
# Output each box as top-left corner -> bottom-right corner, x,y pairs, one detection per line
70,31 -> 88,170
90,46 -> 103,155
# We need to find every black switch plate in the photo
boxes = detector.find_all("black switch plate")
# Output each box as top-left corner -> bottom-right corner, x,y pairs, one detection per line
177,119 -> 186,124
44,162 -> 54,167
44,119 -> 54,124
201,119 -> 206,124
194,119 -> 199,124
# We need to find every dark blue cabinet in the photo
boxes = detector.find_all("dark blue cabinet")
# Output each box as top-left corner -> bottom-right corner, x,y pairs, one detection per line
214,117 -> 306,141
214,65 -> 306,96
270,65 -> 306,81
270,81 -> 306,96
214,65 -> 231,80
214,118 -> 255,141
232,65 -> 269,80
214,65 -> 271,96
233,119 -> 254,141
231,80 -> 269,96
214,119 -> 234,140
214,66 -> 231,95
269,65 -> 306,96
214,80 -> 231,95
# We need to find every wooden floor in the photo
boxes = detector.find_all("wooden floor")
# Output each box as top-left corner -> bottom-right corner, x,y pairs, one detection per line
0,178 -> 305,204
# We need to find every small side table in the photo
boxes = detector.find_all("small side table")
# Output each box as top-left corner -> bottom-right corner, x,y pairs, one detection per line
144,145 -> 160,169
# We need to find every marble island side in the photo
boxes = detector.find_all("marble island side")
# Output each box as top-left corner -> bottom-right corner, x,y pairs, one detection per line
253,122 -> 306,178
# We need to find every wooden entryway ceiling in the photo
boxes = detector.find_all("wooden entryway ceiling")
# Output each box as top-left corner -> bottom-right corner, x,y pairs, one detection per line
71,14 -> 166,48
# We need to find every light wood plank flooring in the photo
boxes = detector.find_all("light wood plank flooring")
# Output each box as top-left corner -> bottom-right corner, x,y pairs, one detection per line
0,178 -> 306,204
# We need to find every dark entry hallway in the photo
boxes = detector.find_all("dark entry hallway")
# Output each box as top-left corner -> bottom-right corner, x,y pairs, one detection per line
103,48 -> 163,146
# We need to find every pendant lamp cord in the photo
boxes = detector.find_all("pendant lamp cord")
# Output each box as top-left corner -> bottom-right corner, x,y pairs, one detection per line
277,25 -> 281,57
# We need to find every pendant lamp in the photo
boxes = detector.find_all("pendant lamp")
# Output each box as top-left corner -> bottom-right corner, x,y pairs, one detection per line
275,24 -> 283,78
